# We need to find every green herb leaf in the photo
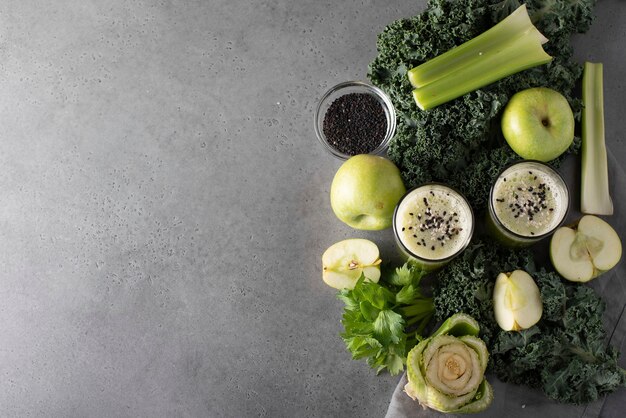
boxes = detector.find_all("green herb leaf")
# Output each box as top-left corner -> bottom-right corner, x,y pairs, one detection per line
359,301 -> 380,322
373,309 -> 405,346
388,263 -> 413,286
395,284 -> 418,304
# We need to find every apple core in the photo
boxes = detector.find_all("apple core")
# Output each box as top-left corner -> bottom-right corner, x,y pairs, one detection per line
393,184 -> 473,270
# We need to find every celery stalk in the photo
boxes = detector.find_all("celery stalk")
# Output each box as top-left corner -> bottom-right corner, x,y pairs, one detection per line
408,5 -> 547,88
581,62 -> 613,215
412,28 -> 551,110
407,5 -> 552,110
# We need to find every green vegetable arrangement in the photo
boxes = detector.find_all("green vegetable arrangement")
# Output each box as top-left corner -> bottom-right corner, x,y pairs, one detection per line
433,240 -> 626,404
368,0 -> 594,209
330,0 -> 626,409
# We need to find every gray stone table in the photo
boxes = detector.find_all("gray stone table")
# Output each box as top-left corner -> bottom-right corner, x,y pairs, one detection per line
0,1 -> 624,417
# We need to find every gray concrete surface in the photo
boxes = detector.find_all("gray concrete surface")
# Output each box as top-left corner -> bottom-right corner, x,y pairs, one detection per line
0,1 -> 623,417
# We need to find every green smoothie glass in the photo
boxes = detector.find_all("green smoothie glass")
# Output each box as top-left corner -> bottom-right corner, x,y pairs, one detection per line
393,184 -> 474,270
487,160 -> 569,247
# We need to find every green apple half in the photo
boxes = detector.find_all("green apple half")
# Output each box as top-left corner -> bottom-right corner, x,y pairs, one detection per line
550,215 -> 622,282
330,154 -> 406,230
322,239 -> 382,290
493,270 -> 543,331
501,87 -> 574,162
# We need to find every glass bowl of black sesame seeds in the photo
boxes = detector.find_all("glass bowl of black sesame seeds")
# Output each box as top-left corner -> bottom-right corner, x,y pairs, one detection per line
314,81 -> 396,159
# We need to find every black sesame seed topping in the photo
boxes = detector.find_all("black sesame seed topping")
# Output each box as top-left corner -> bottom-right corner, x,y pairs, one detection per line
399,191 -> 468,253
495,173 -> 560,229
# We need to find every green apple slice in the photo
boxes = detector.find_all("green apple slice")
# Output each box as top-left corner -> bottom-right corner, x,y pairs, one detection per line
493,270 -> 542,331
551,227 -> 595,281
322,239 -> 382,290
550,215 -> 622,282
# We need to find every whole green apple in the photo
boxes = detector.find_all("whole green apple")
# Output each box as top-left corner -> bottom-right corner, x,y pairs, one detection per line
501,87 -> 574,162
330,154 -> 405,230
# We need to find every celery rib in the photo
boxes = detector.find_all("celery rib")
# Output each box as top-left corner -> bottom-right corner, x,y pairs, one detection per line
581,62 -> 613,215
408,5 -> 546,88
412,29 -> 551,110
407,5 -> 552,110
